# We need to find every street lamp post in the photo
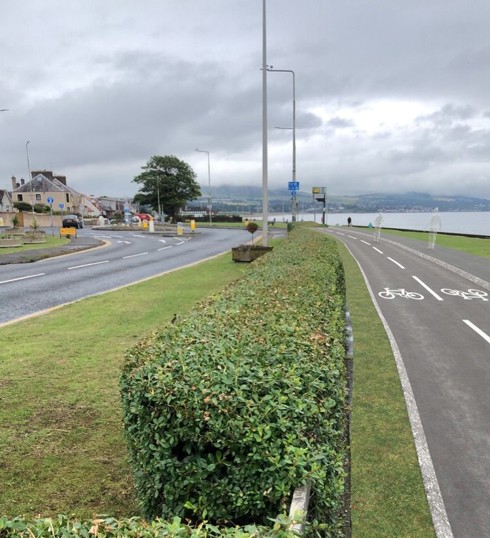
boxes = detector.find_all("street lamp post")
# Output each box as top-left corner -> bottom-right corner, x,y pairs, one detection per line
26,140 -> 34,215
195,148 -> 212,225
262,0 -> 269,246
267,67 -> 296,222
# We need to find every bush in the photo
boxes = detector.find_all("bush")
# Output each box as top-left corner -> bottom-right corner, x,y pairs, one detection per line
0,514 -> 299,537
120,228 -> 347,534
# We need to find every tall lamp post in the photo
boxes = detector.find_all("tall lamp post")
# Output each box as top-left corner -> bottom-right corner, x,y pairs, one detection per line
26,140 -> 34,215
267,67 -> 296,222
195,148 -> 212,225
261,0 -> 269,245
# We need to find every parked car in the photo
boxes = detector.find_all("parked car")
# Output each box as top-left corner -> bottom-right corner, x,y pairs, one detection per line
62,214 -> 84,229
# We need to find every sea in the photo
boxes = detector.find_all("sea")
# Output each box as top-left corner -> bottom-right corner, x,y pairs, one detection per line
268,211 -> 490,237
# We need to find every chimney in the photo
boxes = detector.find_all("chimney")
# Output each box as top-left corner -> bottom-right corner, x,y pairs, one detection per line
20,178 -> 25,186
54,175 -> 67,185
11,176 -> 17,190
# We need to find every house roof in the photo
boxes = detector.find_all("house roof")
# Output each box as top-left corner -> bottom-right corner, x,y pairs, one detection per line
14,173 -> 81,195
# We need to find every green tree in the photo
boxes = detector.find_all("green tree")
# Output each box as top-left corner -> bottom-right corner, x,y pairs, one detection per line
133,155 -> 201,221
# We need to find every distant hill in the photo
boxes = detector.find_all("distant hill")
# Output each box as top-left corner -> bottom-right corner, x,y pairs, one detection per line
194,185 -> 490,213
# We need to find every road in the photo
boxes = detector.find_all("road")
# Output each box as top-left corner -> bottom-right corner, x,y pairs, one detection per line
0,227 -> 252,325
325,227 -> 490,538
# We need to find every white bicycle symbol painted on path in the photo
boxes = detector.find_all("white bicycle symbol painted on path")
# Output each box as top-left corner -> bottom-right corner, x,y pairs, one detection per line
378,288 -> 424,300
440,288 -> 488,301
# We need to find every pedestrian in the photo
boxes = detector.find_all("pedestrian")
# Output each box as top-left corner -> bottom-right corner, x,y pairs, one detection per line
426,208 -> 441,249
347,216 -> 352,227
374,213 -> 384,242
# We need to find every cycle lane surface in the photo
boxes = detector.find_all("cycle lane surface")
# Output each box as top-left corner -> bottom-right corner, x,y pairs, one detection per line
325,229 -> 490,538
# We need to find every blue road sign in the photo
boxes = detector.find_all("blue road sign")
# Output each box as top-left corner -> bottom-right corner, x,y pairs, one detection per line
288,181 -> 299,191
58,203 -> 64,209
47,196 -> 54,204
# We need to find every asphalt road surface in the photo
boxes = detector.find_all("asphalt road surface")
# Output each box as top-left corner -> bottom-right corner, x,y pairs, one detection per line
0,227 -> 254,325
325,227 -> 489,538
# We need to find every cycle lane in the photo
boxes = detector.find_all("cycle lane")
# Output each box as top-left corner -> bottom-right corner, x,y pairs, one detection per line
325,229 -> 490,538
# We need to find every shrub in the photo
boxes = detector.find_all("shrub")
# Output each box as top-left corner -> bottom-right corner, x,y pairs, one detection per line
120,228 -> 347,534
0,514 -> 299,537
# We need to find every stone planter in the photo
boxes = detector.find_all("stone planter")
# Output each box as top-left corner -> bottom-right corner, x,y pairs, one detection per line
0,237 -> 23,248
23,231 -> 46,244
231,245 -> 273,262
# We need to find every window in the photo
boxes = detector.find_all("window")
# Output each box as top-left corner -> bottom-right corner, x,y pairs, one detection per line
66,193 -> 70,203
17,194 -> 23,202
36,194 -> 41,201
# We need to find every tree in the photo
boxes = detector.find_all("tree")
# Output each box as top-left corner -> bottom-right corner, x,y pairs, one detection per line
133,155 -> 201,221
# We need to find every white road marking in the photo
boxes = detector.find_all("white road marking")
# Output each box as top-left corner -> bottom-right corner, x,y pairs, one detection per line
388,257 -> 405,269
463,320 -> 490,344
348,235 -> 357,239
176,241 -> 185,245
158,246 -> 173,251
337,232 -> 345,236
0,273 -> 45,285
68,261 -> 109,270
360,239 -> 371,245
373,247 -> 384,254
132,234 -> 146,238
159,239 -> 166,243
117,240 -> 131,244
123,252 -> 149,259
412,276 -> 444,301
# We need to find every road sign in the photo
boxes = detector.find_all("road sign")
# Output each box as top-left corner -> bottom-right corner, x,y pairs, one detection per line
47,196 -> 54,204
58,203 -> 64,209
288,181 -> 299,191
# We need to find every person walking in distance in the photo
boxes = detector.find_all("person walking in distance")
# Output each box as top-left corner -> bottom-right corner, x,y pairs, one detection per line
426,208 -> 442,249
374,212 -> 384,242
347,216 -> 352,227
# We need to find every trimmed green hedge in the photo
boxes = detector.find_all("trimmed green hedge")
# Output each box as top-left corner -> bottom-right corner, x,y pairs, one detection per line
120,228 -> 347,533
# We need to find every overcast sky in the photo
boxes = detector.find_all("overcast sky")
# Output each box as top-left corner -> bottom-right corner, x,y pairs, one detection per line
2,0 -> 490,200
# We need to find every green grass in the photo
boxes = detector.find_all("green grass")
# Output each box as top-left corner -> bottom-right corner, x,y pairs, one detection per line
356,227 -> 490,259
335,241 -> 436,537
0,252 -> 247,518
0,235 -> 69,255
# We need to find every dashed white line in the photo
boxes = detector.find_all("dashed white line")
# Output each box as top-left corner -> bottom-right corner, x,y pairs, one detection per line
337,232 -> 345,236
348,235 -> 357,240
132,234 -> 146,238
388,257 -> 405,270
463,320 -> 490,344
68,261 -> 109,270
176,241 -> 185,245
360,240 -> 371,245
123,252 -> 149,259
373,247 -> 384,254
157,246 -> 173,251
412,276 -> 444,301
0,273 -> 45,285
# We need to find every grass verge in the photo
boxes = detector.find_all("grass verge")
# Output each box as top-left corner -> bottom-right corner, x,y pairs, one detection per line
0,235 -> 69,256
0,251 -> 247,518
357,227 -> 490,259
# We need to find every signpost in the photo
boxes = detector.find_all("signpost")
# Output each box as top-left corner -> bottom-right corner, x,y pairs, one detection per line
47,197 -> 54,234
288,181 -> 299,222
312,187 -> 327,225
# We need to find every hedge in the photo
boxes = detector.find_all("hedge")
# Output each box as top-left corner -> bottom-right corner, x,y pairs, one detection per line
120,228 -> 348,534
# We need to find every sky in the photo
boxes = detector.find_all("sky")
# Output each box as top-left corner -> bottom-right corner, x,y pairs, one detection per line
2,0 -> 490,201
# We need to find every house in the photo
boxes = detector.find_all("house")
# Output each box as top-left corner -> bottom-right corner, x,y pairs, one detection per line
10,171 -> 100,216
0,189 -> 13,212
